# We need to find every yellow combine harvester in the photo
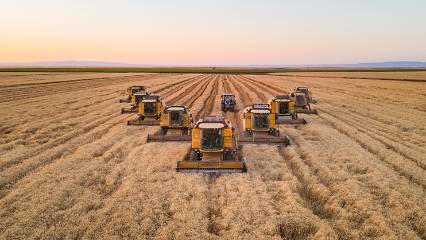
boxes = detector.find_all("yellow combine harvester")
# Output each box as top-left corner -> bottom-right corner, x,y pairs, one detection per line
294,86 -> 317,104
121,92 -> 148,114
239,104 -> 290,145
119,86 -> 146,103
127,95 -> 162,125
147,105 -> 193,142
176,116 -> 247,173
290,92 -> 318,115
269,95 -> 307,124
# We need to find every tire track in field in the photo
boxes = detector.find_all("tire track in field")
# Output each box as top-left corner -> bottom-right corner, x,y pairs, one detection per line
0,74 -> 176,108
273,73 -> 426,83
0,75 -> 199,175
196,74 -> 226,236
232,75 -> 342,235
223,76 -> 341,235
228,75 -> 252,107
244,76 -> 426,185
153,74 -> 204,96
317,112 -> 426,190
221,76 -> 242,134
0,74 -> 169,103
282,126 -> 424,239
166,75 -> 210,105
223,75 -> 253,134
233,75 -> 267,102
318,104 -> 426,170
124,74 -> 219,237
239,75 -> 284,95
194,76 -> 220,120
0,73 -> 185,107
46,76 -> 215,236
186,76 -> 214,109
0,94 -> 120,149
0,74 -> 158,89
0,76 -> 191,152
0,111 -> 124,197
317,99 -> 426,150
0,74 -> 217,237
144,75 -> 219,237
244,75 -> 425,237
266,75 -> 426,130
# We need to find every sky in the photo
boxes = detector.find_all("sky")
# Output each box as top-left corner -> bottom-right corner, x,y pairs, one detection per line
1,0 -> 426,65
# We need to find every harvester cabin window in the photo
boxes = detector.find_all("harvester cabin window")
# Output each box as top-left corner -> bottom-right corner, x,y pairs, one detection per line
201,129 -> 223,150
144,102 -> 156,114
279,102 -> 290,114
253,114 -> 269,129
169,111 -> 183,126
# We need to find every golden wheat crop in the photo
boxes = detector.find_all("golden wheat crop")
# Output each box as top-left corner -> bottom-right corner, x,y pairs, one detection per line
0,72 -> 424,239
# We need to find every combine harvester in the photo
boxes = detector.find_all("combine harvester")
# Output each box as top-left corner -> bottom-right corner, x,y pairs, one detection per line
176,116 -> 247,173
239,103 -> 290,145
221,93 -> 236,112
147,105 -> 193,142
119,85 -> 147,103
127,94 -> 163,125
294,86 -> 317,104
121,91 -> 148,114
290,92 -> 318,115
269,95 -> 306,124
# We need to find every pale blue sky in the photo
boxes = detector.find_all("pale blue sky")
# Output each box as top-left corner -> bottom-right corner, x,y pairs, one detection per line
1,0 -> 425,65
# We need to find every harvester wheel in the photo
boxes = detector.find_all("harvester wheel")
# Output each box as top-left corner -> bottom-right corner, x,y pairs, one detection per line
189,150 -> 200,161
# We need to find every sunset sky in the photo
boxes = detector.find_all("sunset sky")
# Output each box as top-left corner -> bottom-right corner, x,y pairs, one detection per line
1,0 -> 426,65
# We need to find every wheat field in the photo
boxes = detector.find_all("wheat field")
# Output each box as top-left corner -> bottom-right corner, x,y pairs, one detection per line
0,72 -> 425,239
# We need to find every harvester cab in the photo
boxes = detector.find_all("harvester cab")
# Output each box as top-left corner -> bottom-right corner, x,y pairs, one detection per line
239,104 -> 290,145
176,116 -> 247,173
127,95 -> 163,125
147,105 -> 193,142
269,95 -> 307,124
290,92 -> 318,115
294,86 -> 317,104
121,91 -> 148,114
221,93 -> 236,112
119,85 -> 146,103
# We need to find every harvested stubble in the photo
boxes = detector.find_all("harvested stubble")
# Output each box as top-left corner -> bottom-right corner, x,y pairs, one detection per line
0,72 -> 424,239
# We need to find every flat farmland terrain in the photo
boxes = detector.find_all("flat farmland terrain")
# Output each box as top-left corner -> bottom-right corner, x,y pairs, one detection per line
0,72 -> 425,239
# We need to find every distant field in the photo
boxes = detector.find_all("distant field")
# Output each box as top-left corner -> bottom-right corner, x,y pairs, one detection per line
1,67 -> 426,74
272,71 -> 426,82
0,72 -> 425,239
